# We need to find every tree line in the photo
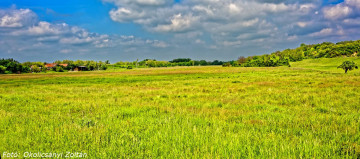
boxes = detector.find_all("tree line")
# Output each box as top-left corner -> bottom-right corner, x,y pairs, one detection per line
0,58 -> 236,74
112,58 -> 237,69
0,59 -> 109,74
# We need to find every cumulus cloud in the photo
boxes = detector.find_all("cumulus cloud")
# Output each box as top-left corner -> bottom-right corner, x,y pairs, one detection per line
0,8 -> 169,62
104,0 -> 322,47
104,0 -> 172,6
309,28 -> 333,37
104,0 -> 360,49
323,0 -> 360,21
323,4 -> 352,20
154,14 -> 199,32
0,8 -> 37,27
346,0 -> 360,8
12,22 -> 70,35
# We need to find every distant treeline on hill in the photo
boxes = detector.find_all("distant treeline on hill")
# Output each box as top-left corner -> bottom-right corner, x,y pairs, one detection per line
111,58 -> 237,69
238,40 -> 360,67
0,58 -> 236,74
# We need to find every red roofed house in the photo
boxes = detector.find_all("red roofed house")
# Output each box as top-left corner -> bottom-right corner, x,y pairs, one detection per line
45,63 -> 57,69
45,63 -> 68,70
59,64 -> 68,67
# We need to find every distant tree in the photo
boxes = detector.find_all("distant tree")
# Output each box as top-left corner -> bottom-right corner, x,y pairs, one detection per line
170,58 -> 191,63
337,61 -> 358,73
31,65 -> 41,73
211,60 -> 223,65
54,60 -> 62,64
237,56 -> 247,64
222,62 -> 231,67
199,60 -> 208,66
0,58 -> 22,73
105,60 -> 110,64
190,60 -> 195,66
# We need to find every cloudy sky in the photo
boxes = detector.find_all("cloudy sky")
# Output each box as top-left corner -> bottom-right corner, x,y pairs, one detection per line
1,0 -> 360,62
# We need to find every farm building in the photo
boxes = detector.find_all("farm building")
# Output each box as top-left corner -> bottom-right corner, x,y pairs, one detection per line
45,63 -> 68,70
73,66 -> 87,71
45,63 -> 57,69
59,64 -> 68,67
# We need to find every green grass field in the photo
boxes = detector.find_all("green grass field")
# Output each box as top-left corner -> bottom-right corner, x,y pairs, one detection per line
1,58 -> 360,158
290,57 -> 360,73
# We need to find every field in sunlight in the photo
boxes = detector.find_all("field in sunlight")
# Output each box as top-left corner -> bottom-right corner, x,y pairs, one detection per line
1,64 -> 359,158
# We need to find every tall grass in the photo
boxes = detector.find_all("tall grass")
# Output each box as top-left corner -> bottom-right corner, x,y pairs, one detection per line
0,63 -> 359,158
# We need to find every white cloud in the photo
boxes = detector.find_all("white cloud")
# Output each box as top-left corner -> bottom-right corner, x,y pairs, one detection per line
228,3 -> 242,14
154,14 -> 199,32
309,28 -> 333,37
37,36 -> 60,42
60,37 -> 94,44
346,0 -> 360,8
149,40 -> 168,48
343,18 -> 360,25
195,39 -> 205,44
0,8 -> 171,61
297,22 -> 309,28
323,4 -> 352,20
287,35 -> 298,41
0,9 -> 37,27
12,21 -> 70,35
104,0 -> 171,6
222,40 -> 242,46
104,0 -> 322,49
109,8 -> 145,23
60,49 -> 72,54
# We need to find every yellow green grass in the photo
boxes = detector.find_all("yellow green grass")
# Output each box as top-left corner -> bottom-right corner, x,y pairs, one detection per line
1,59 -> 360,158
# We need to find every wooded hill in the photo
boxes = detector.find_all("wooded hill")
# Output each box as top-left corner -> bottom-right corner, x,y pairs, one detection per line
238,40 -> 360,67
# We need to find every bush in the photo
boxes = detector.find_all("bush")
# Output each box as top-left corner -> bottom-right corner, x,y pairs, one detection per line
0,65 -> 6,74
101,64 -> 108,70
56,66 -> 64,72
42,66 -> 47,73
222,62 -> 231,67
31,66 -> 41,73
127,66 -> 133,69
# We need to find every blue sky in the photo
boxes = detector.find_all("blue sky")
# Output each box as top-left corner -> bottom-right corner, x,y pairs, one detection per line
1,0 -> 360,62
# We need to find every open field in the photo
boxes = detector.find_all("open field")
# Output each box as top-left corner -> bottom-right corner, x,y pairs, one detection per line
1,59 -> 360,158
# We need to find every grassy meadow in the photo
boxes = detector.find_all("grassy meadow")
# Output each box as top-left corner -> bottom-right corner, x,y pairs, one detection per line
1,57 -> 360,158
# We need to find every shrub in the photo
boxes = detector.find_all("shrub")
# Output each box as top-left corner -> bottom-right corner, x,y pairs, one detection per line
31,66 -> 41,73
222,62 -> 231,67
42,66 -> 47,73
101,64 -> 108,70
0,65 -> 6,74
56,66 -> 64,72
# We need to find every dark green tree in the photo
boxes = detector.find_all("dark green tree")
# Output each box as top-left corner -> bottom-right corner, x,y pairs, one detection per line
337,61 -> 358,73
